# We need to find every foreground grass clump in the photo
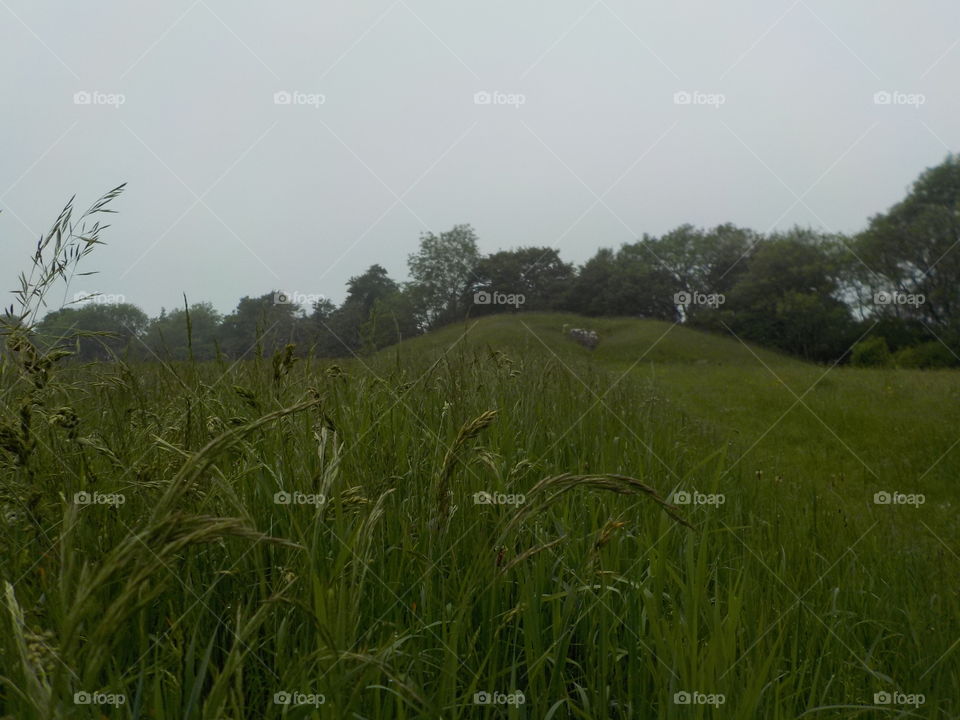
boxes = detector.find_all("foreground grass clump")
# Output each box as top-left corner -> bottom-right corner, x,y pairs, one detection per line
1,313 -> 959,718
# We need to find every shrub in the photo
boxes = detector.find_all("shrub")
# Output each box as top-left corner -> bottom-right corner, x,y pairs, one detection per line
894,341 -> 958,369
850,336 -> 891,367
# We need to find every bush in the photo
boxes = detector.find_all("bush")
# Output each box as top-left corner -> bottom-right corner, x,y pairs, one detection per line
850,337 -> 891,367
894,341 -> 958,369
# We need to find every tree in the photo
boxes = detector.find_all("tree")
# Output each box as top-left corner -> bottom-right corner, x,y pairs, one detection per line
563,242 -> 679,320
323,265 -> 418,354
359,287 -> 420,352
650,223 -> 756,326
307,297 -> 343,357
468,247 -> 574,316
142,301 -> 222,361
721,230 -> 856,361
407,224 -> 480,329
35,302 -> 149,361
218,293 -> 303,358
612,240 -> 681,319
562,247 -> 618,316
856,154 -> 960,331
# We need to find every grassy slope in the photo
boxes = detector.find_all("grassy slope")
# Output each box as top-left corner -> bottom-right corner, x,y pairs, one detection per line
385,313 -> 960,711
3,312 -> 959,719
393,312 -> 960,494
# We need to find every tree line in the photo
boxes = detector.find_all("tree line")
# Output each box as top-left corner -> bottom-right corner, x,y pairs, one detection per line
27,154 -> 960,368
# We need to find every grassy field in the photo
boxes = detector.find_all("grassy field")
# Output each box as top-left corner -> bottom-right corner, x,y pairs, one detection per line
2,312 -> 959,718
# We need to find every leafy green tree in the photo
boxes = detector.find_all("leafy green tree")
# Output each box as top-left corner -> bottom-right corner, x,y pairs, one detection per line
564,242 -> 679,320
721,230 -> 856,361
856,154 -> 960,330
327,265 -> 418,353
343,265 -> 398,317
307,297 -> 344,357
306,266 -> 420,356
218,293 -> 303,358
650,223 -> 756,326
407,224 -> 480,329
359,288 -> 421,353
611,240 -> 681,319
562,247 -> 618,316
142,301 -> 222,361
468,247 -> 574,316
35,302 -> 149,360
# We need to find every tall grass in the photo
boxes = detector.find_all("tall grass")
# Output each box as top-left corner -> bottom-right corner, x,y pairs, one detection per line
2,201 -> 958,717
1,327 -> 957,717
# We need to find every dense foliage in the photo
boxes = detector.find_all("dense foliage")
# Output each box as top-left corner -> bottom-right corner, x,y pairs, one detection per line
26,155 -> 960,366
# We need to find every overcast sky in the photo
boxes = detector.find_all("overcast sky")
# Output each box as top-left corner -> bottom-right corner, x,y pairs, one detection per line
1,1 -> 958,317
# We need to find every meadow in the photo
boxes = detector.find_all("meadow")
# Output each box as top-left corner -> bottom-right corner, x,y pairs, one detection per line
2,312 -> 959,718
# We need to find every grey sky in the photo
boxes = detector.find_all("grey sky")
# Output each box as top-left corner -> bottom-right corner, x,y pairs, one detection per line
1,1 -> 957,317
